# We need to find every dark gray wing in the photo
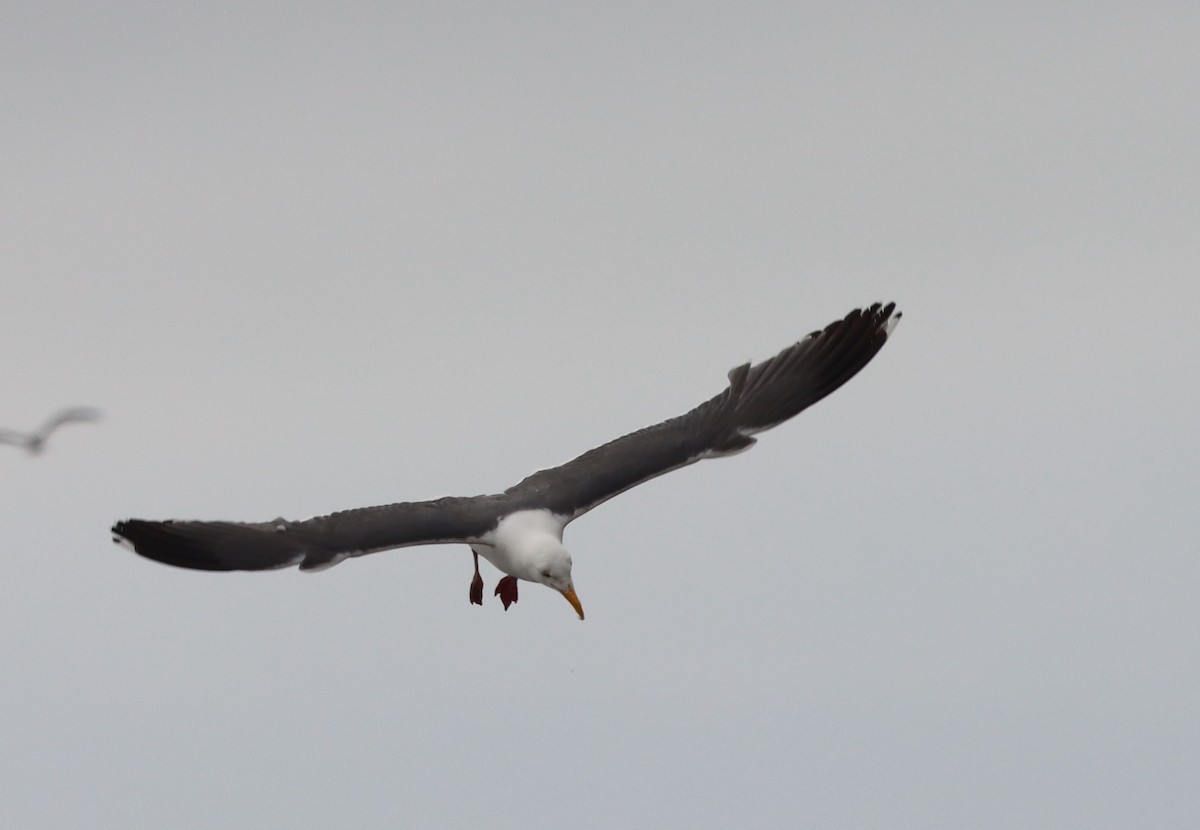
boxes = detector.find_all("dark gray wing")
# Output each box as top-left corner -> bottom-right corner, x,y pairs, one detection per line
112,494 -> 508,572
504,303 -> 900,520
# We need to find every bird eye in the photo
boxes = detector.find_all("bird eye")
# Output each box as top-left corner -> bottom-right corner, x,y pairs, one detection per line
540,569 -> 552,579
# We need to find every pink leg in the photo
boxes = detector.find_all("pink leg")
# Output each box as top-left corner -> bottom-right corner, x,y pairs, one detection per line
495,575 -> 519,610
469,551 -> 484,606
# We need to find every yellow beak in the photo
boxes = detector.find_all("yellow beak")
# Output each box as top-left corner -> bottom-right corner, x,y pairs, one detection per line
560,587 -> 585,620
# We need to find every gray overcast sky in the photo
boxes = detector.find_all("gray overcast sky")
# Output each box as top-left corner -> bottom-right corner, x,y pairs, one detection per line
3,2 -> 1198,827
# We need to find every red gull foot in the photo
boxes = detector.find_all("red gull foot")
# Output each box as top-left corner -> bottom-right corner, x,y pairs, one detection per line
495,576 -> 519,610
469,551 -> 484,606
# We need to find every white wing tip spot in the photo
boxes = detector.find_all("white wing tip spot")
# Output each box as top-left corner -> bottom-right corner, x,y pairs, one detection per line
885,310 -> 902,336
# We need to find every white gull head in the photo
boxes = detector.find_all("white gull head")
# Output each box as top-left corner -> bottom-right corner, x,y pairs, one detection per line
481,509 -> 583,619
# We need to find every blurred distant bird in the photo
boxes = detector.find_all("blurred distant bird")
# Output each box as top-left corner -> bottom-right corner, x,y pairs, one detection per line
0,406 -> 102,454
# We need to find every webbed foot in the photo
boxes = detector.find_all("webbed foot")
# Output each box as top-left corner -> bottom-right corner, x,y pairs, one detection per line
495,576 -> 519,610
469,549 -> 484,606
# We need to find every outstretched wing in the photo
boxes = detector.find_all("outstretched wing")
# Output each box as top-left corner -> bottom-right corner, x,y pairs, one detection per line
504,303 -> 900,520
113,303 -> 899,573
37,406 -> 102,438
0,429 -> 33,448
112,494 -> 509,573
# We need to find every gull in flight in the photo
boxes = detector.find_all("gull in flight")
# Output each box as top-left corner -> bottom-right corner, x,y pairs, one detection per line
1,406 -> 102,455
113,304 -> 900,619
